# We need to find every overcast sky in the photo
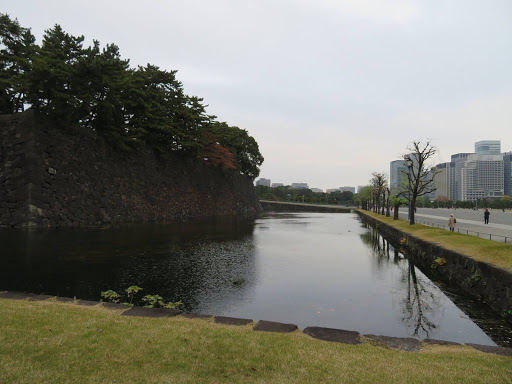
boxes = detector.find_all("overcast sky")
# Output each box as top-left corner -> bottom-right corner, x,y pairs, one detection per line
4,0 -> 512,190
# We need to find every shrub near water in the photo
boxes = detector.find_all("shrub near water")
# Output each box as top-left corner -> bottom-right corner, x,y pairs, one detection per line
101,286 -> 182,309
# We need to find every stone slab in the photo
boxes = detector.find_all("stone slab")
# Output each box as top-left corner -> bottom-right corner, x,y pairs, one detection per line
303,326 -> 361,345
364,334 -> 421,352
214,316 -> 253,326
423,339 -> 461,346
253,320 -> 298,333
121,306 -> 181,318
76,300 -> 99,306
102,302 -> 129,310
466,343 -> 512,357
181,313 -> 213,320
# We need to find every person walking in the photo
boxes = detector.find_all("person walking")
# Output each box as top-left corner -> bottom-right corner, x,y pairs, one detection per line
448,214 -> 456,232
484,208 -> 490,224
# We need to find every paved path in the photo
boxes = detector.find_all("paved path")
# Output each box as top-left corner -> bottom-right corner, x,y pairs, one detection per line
398,208 -> 512,243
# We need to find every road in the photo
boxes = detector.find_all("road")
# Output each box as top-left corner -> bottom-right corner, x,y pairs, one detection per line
397,208 -> 512,243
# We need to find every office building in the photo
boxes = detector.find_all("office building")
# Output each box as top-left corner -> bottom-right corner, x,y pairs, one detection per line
390,159 -> 408,192
451,153 -> 472,201
271,183 -> 284,188
339,186 -> 355,193
433,162 -> 456,201
460,154 -> 504,201
255,178 -> 271,187
503,152 -> 512,197
475,140 -> 501,155
290,183 -> 309,189
311,188 -> 323,193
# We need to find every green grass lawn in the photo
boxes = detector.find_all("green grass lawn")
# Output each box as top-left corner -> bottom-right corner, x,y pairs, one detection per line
357,210 -> 512,272
1,299 -> 511,384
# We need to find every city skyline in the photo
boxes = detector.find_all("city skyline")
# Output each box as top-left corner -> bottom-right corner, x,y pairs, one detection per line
260,137 -> 510,192
3,1 -> 511,191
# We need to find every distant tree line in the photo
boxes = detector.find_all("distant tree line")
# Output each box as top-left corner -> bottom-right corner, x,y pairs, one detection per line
0,14 -> 263,178
255,185 -> 355,206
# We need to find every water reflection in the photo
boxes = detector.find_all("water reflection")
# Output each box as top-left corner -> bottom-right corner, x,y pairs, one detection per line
0,217 -> 257,313
361,228 -> 441,337
400,259 -> 439,338
361,225 -> 512,346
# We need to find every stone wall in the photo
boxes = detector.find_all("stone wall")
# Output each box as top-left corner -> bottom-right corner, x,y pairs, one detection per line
0,111 -> 261,227
260,201 -> 352,213
357,210 -> 512,322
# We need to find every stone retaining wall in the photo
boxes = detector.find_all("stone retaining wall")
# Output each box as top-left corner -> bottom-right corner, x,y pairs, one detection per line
0,111 -> 260,227
356,210 -> 512,323
260,201 -> 352,213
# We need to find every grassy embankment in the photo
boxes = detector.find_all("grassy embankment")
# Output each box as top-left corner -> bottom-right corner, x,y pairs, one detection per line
1,299 -> 511,384
357,210 -> 512,272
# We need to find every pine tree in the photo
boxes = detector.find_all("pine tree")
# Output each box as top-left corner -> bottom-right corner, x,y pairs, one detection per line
0,13 -> 36,113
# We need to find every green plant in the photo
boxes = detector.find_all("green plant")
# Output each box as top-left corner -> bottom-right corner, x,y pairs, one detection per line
163,301 -> 183,310
142,294 -> 182,310
101,290 -> 120,303
142,294 -> 164,308
464,273 -> 482,286
431,257 -> 446,270
125,285 -> 143,305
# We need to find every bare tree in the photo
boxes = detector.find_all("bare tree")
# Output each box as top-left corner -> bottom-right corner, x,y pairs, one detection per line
370,172 -> 388,215
401,141 -> 439,225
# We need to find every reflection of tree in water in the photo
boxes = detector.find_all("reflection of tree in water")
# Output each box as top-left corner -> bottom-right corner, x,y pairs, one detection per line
360,228 -> 389,260
400,258 -> 441,338
360,227 -> 402,268
361,226 -> 442,338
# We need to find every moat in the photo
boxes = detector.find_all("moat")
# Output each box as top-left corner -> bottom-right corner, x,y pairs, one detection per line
1,212 -> 511,347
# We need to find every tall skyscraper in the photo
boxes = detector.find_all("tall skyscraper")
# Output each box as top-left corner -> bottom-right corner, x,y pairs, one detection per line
475,140 -> 501,155
390,159 -> 407,192
433,162 -> 456,201
503,152 -> 512,197
460,154 -> 504,201
451,153 -> 472,201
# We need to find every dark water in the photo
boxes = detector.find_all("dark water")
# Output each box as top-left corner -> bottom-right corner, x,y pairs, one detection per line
1,212 -> 511,347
